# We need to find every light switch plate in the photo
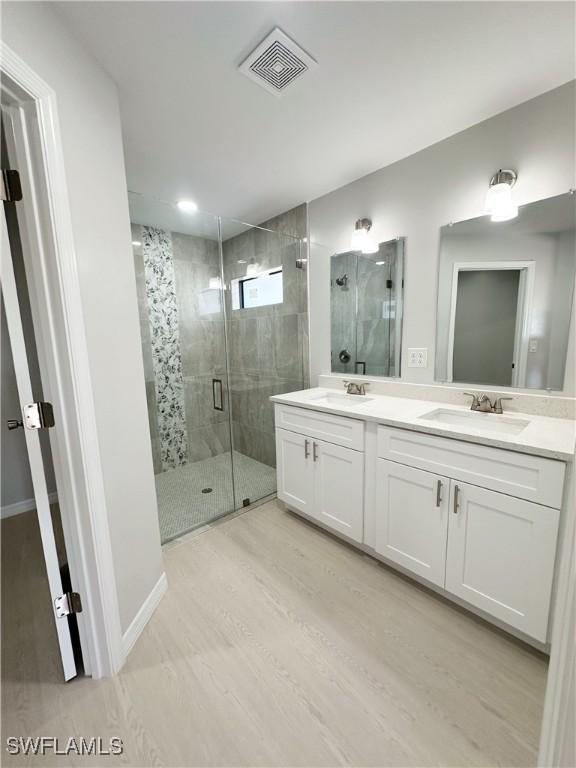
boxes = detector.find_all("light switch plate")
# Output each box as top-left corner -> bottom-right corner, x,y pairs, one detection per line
408,348 -> 428,368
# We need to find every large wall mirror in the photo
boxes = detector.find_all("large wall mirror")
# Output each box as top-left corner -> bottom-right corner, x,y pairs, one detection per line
331,237 -> 404,377
435,192 -> 575,390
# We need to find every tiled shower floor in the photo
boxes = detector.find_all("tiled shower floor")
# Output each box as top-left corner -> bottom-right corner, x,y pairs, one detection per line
155,451 -> 277,543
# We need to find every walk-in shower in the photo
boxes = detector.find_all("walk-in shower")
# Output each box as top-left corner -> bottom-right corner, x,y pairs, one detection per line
130,193 -> 308,542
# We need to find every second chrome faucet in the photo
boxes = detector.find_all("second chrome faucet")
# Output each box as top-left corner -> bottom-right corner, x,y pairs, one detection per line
344,380 -> 369,396
465,392 -> 513,414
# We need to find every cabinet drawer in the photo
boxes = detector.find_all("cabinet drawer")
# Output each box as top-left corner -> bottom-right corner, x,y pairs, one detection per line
274,404 -> 364,451
377,426 -> 565,508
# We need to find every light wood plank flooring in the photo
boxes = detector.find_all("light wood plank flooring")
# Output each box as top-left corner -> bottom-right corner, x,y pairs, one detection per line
2,500 -> 547,766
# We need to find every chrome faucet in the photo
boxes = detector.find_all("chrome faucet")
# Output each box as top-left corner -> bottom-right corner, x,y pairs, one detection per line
344,380 -> 369,396
464,393 -> 513,414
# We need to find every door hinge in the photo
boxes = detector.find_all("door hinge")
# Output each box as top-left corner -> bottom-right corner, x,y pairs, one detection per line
0,169 -> 23,202
55,591 -> 83,618
23,401 -> 55,430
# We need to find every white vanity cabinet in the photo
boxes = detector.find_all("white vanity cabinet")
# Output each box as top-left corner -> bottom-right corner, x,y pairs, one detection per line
275,405 -> 364,542
445,482 -> 560,641
375,462 -> 450,588
274,400 -> 568,644
274,428 -> 315,515
376,426 -> 564,642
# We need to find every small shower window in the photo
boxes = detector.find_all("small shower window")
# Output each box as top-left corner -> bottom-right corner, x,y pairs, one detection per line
232,267 -> 283,310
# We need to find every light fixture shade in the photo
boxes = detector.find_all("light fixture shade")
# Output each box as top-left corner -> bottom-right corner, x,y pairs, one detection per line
362,236 -> 379,254
246,261 -> 260,276
485,170 -> 518,222
351,218 -> 378,253
351,226 -> 368,251
177,199 -> 198,213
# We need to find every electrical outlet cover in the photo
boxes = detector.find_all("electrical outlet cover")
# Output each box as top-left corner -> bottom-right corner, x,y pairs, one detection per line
408,348 -> 428,368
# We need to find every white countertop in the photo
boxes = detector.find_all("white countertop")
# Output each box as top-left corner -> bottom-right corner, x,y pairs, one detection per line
271,388 -> 576,461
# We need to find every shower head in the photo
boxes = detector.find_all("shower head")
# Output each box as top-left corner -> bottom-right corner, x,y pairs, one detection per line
335,274 -> 348,287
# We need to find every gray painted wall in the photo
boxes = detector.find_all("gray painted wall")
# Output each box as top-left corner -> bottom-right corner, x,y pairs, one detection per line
308,82 -> 576,394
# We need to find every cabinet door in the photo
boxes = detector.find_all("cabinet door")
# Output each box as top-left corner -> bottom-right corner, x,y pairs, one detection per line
375,459 -> 450,587
275,429 -> 315,514
314,439 -> 364,542
446,482 -> 560,642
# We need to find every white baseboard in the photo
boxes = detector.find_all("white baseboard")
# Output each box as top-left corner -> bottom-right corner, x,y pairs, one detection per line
122,572 -> 168,659
1,492 -> 58,519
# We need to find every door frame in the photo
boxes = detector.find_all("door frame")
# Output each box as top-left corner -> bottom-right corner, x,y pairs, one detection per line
1,43 -> 123,677
446,260 -> 535,387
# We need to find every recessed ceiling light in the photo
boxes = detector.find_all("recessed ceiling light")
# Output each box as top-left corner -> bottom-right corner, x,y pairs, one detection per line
131,240 -> 141,247
177,199 -> 198,214
375,261 -> 385,265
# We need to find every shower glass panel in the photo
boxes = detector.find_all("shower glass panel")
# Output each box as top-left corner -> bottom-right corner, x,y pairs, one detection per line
130,193 -> 308,542
129,193 -> 234,543
331,238 -> 404,377
356,239 -> 404,377
221,217 -> 308,508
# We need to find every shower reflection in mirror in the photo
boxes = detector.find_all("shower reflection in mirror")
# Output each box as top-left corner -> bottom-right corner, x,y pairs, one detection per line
435,192 -> 575,390
331,237 -> 405,377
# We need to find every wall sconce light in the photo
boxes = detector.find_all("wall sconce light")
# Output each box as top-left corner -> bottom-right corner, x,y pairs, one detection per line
176,199 -> 198,214
485,169 -> 518,222
351,218 -> 378,254
246,258 -> 260,276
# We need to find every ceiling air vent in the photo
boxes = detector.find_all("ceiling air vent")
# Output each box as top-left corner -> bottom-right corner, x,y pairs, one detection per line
239,27 -> 316,96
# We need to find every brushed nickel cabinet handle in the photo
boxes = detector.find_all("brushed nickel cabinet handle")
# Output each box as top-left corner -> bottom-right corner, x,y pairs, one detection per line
436,479 -> 443,507
304,439 -> 310,459
453,484 -> 461,514
313,442 -> 318,462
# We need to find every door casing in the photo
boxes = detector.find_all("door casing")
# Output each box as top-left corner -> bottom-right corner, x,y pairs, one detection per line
1,43 -> 123,677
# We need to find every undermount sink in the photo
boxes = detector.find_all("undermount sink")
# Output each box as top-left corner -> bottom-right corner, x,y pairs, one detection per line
420,408 -> 530,436
310,392 -> 375,407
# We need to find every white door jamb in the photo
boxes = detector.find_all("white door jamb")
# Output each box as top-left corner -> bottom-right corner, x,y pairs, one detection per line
0,42 -> 123,677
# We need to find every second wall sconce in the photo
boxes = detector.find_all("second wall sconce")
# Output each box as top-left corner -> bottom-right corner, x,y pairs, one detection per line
485,169 -> 518,222
351,218 -> 378,253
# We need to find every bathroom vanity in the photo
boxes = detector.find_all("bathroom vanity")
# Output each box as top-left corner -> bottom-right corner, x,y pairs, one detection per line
272,387 -> 575,646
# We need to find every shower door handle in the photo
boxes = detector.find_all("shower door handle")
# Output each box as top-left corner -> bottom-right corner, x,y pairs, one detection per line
212,379 -> 224,412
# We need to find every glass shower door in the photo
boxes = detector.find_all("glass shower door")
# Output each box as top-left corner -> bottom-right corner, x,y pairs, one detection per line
355,238 -> 404,377
221,216 -> 308,509
129,193 -> 235,542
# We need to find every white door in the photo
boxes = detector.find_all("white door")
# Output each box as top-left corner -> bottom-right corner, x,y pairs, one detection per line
445,482 -> 560,642
1,206 -> 77,680
314,439 -> 363,542
275,428 -> 315,514
375,459 -> 450,587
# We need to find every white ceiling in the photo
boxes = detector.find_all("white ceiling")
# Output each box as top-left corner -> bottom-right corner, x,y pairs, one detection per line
56,1 -> 575,226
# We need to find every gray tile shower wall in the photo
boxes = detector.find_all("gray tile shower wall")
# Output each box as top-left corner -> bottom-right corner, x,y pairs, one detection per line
133,223 -> 231,472
171,231 -> 231,462
223,204 -> 308,467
